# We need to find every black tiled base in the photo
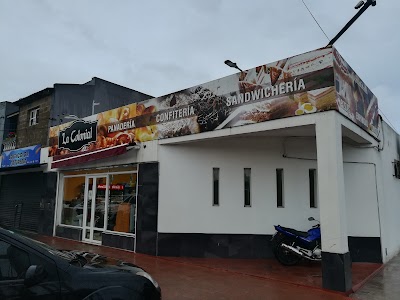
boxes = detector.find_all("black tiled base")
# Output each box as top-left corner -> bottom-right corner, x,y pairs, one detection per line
102,233 -> 135,251
156,233 -> 382,261
55,226 -> 82,241
157,233 -> 274,258
348,236 -> 382,263
322,251 -> 352,292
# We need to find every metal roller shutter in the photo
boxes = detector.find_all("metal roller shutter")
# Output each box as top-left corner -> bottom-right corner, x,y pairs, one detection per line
0,172 -> 43,232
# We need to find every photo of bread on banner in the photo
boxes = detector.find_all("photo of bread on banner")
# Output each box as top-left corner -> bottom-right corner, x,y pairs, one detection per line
96,103 -> 137,148
134,102 -> 158,142
239,96 -> 298,123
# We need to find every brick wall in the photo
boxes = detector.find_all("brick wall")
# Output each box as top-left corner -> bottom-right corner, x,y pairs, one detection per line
16,96 -> 51,148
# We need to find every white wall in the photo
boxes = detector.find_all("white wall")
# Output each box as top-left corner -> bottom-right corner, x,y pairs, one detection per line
158,136 -> 381,238
343,163 -> 380,237
374,122 -> 400,262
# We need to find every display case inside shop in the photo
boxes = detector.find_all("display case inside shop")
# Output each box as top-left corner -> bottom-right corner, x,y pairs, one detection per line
61,177 -> 85,226
106,173 -> 137,234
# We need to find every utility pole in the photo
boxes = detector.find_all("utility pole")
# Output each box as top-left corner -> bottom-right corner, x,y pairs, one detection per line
327,0 -> 377,47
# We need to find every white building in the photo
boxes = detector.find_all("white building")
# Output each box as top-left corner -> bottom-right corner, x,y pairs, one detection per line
46,46 -> 400,292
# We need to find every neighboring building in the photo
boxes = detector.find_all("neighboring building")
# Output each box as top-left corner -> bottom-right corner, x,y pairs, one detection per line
49,77 -> 153,127
47,46 -> 399,293
0,78 -> 152,237
0,101 -> 19,152
15,88 -> 54,148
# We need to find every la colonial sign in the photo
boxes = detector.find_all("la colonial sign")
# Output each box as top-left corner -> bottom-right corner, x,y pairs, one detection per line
58,120 -> 97,152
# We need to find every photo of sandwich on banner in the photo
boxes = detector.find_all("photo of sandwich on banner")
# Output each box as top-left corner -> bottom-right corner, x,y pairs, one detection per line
306,87 -> 337,111
269,59 -> 288,86
238,68 -> 262,94
216,96 -> 299,129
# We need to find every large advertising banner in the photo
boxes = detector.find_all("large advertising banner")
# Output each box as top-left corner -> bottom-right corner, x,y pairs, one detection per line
49,48 -> 337,157
333,48 -> 379,137
1,145 -> 41,168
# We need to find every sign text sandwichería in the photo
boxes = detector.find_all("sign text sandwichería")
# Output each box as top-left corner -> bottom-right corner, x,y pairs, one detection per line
226,78 -> 306,107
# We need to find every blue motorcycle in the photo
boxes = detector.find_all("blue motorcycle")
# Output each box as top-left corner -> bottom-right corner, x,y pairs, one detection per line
271,217 -> 321,265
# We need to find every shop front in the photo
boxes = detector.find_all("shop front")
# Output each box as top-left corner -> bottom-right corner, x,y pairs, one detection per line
57,165 -> 138,246
0,144 -> 56,235
52,150 -> 159,254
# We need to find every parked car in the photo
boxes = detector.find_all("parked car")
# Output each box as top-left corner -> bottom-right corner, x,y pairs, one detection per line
0,227 -> 161,299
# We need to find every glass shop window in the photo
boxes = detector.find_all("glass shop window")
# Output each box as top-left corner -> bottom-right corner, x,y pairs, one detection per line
61,177 -> 86,226
244,168 -> 251,207
107,173 -> 137,234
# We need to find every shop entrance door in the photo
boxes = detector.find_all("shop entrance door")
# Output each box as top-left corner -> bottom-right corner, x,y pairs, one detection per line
82,175 -> 108,244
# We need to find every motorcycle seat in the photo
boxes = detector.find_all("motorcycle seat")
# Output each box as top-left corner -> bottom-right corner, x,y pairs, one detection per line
280,226 -> 309,238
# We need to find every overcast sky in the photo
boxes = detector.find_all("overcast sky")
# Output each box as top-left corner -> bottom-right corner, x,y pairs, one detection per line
1,0 -> 399,132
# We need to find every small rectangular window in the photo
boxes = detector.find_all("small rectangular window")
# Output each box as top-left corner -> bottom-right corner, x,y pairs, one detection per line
276,169 -> 284,207
394,160 -> 400,179
244,168 -> 251,207
29,107 -> 39,126
213,168 -> 219,206
309,169 -> 317,208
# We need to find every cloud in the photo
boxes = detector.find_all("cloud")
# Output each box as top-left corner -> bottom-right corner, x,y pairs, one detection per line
0,0 -> 398,134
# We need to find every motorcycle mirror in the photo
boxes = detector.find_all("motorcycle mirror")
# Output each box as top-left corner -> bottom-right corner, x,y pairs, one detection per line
308,217 -> 315,221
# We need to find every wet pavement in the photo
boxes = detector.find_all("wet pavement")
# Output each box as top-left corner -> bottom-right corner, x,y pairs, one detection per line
351,254 -> 400,300
32,235 -> 382,300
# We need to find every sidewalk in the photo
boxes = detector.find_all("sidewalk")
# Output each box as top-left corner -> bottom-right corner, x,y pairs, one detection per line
32,234 -> 381,300
351,253 -> 400,300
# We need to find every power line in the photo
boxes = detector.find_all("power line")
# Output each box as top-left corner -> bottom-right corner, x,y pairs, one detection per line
301,0 -> 330,41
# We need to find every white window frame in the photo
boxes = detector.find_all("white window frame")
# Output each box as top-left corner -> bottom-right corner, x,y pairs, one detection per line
57,170 -> 139,238
29,107 -> 39,126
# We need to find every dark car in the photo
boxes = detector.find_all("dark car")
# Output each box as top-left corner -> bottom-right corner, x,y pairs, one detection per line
0,227 -> 161,299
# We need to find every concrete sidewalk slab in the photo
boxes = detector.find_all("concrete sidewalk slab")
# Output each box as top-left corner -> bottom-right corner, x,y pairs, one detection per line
351,254 -> 400,300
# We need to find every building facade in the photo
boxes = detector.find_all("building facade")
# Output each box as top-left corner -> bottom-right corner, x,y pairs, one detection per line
0,78 -> 152,236
3,47 -> 400,292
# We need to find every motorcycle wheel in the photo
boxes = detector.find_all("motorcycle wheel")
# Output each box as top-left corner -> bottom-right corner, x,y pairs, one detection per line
274,239 -> 301,266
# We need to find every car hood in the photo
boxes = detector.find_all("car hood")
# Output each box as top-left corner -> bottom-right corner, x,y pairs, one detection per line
62,250 -> 144,272
61,250 -> 161,296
